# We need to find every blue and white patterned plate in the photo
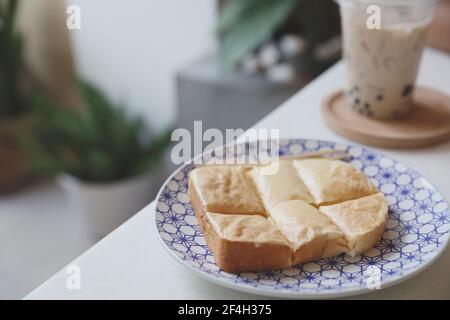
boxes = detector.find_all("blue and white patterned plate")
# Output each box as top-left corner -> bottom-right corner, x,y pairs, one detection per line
154,139 -> 450,298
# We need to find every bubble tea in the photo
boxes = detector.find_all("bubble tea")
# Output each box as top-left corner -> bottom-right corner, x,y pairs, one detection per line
338,0 -> 437,119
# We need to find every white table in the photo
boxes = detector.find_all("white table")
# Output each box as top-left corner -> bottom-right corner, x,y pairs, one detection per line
26,49 -> 450,299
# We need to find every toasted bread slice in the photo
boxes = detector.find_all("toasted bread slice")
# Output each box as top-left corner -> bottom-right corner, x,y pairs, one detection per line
249,160 -> 314,210
269,200 -> 347,264
319,193 -> 388,256
202,212 -> 292,272
293,159 -> 377,205
189,165 -> 265,215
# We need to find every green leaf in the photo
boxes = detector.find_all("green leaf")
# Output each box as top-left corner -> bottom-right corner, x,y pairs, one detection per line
27,78 -> 172,182
218,0 -> 297,72
216,0 -> 260,34
0,0 -> 25,116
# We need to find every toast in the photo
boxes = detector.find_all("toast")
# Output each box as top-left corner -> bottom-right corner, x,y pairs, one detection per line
320,193 -> 388,256
201,212 -> 292,272
188,159 -> 388,272
292,159 -> 377,205
268,200 -> 347,264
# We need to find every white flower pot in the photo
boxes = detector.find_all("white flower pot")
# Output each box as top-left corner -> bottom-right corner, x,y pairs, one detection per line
58,173 -> 157,239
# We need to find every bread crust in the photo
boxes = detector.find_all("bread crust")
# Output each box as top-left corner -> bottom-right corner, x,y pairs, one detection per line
189,178 -> 291,272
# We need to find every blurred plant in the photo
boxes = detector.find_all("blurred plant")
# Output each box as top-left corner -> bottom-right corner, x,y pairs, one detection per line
217,0 -> 297,71
217,0 -> 341,74
26,79 -> 172,182
0,0 -> 27,117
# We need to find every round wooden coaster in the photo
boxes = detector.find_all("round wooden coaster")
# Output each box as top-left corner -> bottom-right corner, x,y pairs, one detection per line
321,87 -> 450,149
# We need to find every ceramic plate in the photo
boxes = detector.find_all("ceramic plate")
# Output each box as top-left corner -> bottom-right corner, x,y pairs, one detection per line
154,139 -> 450,298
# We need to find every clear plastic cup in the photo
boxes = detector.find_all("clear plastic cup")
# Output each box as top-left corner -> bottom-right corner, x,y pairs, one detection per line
337,0 -> 437,119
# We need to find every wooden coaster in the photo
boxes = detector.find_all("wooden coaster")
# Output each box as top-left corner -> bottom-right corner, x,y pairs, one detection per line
321,87 -> 450,149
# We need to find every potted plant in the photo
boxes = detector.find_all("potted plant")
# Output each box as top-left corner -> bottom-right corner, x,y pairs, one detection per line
217,0 -> 341,82
0,0 -> 34,193
27,79 -> 171,239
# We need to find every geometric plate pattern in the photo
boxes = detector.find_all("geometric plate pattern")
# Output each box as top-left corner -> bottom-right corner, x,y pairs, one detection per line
155,139 -> 450,298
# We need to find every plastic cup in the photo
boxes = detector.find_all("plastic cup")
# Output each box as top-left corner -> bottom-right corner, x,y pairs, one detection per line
337,0 -> 437,119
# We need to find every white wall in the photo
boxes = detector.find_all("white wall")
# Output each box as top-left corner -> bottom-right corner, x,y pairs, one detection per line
67,0 -> 217,132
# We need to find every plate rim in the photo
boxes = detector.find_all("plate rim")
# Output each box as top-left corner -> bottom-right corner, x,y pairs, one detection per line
154,138 -> 450,298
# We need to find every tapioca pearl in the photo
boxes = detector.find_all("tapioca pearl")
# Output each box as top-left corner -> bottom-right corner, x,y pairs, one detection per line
390,110 -> 401,118
380,157 -> 394,168
402,84 -> 414,97
399,199 -> 414,210
394,163 -> 407,172
355,106 -> 365,115
364,165 -> 378,176
351,159 -> 363,170
289,143 -> 303,154
381,183 -> 396,194
305,140 -> 319,150
376,94 -> 384,101
414,189 -> 430,201
434,202 -> 448,213
396,174 -> 412,185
